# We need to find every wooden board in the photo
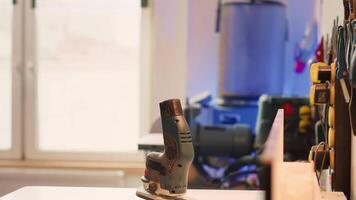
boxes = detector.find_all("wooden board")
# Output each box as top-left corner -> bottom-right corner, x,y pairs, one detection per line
334,80 -> 352,198
260,110 -> 346,200
260,110 -> 284,200
352,136 -> 356,200
321,192 -> 347,200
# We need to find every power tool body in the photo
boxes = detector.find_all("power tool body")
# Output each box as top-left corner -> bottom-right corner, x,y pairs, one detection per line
136,99 -> 194,200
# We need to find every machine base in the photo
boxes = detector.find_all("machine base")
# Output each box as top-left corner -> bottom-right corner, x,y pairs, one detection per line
136,188 -> 194,200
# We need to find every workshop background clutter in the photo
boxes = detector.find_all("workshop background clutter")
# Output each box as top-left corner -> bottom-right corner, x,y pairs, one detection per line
0,1 -> 354,200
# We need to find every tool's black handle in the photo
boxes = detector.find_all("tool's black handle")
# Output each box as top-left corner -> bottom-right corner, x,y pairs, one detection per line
160,99 -> 183,118
141,0 -> 148,8
215,0 -> 222,32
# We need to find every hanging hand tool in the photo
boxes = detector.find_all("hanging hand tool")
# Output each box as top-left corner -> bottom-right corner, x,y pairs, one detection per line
347,18 -> 356,136
336,26 -> 351,103
349,49 -> 356,136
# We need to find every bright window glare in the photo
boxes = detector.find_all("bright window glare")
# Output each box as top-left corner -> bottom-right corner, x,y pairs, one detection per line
0,1 -> 12,150
37,0 -> 140,152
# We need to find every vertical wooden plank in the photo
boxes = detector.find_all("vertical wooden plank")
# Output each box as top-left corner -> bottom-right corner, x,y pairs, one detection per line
334,80 -> 351,198
351,135 -> 356,200
260,109 -> 284,200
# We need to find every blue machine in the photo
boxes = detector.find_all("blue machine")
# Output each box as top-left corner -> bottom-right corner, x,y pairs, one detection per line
186,1 -> 288,187
217,0 -> 287,98
185,0 -> 314,189
194,99 -> 258,132
185,0 -> 311,190
195,0 -> 287,131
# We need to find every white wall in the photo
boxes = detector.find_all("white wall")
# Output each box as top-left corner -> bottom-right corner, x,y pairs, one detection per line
148,0 -> 189,126
186,0 -> 219,98
147,0 -> 219,126
146,0 -> 220,131
320,0 -> 344,37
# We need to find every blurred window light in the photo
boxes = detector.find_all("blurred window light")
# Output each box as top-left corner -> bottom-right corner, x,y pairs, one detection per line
0,1 -> 13,150
36,0 -> 141,152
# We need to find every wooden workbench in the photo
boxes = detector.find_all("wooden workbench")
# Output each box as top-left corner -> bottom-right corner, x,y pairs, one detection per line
0,186 -> 346,200
0,186 -> 264,200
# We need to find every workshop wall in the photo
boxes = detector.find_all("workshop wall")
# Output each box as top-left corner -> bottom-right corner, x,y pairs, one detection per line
283,0 -> 314,96
320,0 -> 344,36
148,0 -> 189,126
186,0 -> 219,98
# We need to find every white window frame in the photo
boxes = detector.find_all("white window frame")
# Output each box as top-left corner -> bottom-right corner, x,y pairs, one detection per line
0,0 -> 189,163
0,0 -> 24,159
22,0 -> 148,162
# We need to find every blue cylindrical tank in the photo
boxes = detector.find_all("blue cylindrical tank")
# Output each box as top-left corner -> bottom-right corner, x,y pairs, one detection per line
218,1 -> 287,98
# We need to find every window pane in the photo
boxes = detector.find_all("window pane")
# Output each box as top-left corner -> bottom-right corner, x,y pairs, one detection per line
0,1 -> 12,150
37,0 -> 140,152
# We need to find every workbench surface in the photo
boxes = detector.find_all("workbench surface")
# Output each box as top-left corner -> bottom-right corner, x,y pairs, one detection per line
0,186 -> 264,200
0,186 -> 346,200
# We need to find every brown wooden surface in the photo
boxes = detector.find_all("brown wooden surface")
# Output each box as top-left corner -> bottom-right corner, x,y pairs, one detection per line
260,109 -> 284,200
334,80 -> 351,198
279,162 -> 320,200
261,109 -> 347,200
353,0 -> 356,19
321,192 -> 347,200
